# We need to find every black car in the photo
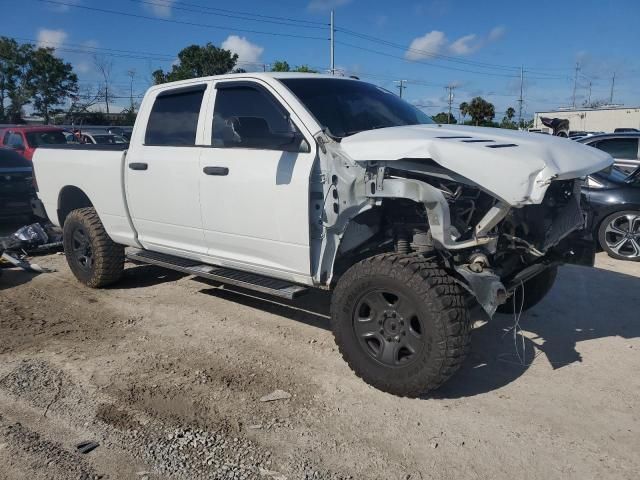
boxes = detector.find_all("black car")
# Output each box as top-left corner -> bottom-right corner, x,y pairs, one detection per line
578,133 -> 640,171
0,147 -> 35,221
583,166 -> 640,261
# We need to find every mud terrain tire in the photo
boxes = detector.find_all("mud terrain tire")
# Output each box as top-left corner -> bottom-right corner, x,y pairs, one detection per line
330,253 -> 471,397
63,207 -> 124,288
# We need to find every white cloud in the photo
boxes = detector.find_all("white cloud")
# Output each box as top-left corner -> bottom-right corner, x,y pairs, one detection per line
143,0 -> 175,18
405,31 -> 447,60
405,26 -> 505,60
308,0 -> 351,12
221,35 -> 264,67
488,26 -> 506,41
448,34 -> 478,55
36,29 -> 68,49
75,61 -> 92,74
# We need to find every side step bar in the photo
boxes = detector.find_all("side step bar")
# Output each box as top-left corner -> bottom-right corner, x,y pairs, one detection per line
126,249 -> 309,299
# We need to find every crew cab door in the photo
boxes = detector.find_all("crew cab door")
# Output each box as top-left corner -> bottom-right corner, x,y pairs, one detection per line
198,80 -> 316,279
125,83 -> 209,254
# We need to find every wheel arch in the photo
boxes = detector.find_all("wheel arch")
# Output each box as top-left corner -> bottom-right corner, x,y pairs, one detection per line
57,185 -> 94,226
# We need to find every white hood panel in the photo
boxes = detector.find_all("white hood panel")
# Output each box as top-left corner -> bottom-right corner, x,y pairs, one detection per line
339,124 -> 613,205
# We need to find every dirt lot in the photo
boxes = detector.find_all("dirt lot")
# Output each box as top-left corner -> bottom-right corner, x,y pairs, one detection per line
1,239 -> 639,479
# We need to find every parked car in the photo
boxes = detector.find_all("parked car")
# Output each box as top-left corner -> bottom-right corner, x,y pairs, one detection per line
578,133 -> 640,171
583,166 -> 640,261
0,147 -> 35,221
80,132 -> 128,145
0,126 -> 68,160
107,126 -> 133,141
31,73 -> 612,396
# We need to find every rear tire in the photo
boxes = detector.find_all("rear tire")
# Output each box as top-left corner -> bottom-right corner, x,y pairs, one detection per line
330,253 -> 471,397
63,207 -> 124,288
496,266 -> 558,314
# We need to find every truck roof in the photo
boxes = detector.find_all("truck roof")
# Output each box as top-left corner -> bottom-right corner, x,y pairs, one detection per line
147,72 -> 359,92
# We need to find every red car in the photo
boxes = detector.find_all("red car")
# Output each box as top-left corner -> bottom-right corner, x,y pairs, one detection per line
0,125 -> 68,160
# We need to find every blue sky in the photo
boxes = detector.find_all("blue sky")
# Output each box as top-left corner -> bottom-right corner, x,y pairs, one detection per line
4,0 -> 639,119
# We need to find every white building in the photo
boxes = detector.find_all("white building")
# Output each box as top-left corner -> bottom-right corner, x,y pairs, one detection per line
533,106 -> 640,134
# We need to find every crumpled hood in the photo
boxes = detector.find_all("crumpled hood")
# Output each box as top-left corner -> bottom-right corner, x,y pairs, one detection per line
339,124 -> 613,205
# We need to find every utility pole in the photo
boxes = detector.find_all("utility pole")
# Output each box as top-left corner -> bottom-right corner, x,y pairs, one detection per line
127,69 -> 136,112
446,84 -> 455,123
572,62 -> 580,109
517,65 -> 524,128
330,10 -> 335,75
394,80 -> 407,98
587,80 -> 592,106
609,72 -> 616,104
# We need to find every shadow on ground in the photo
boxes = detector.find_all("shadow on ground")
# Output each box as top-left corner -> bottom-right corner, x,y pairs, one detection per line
4,252 -> 637,399
195,264 -> 640,398
435,264 -> 640,398
109,263 -> 187,289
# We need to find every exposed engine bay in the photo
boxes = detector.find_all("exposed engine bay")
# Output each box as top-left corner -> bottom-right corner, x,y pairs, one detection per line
321,154 -> 594,316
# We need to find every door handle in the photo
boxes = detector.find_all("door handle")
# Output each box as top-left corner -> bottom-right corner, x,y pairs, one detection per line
203,166 -> 229,176
128,162 -> 148,171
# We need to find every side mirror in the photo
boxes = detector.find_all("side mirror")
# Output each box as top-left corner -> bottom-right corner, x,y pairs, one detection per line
278,131 -> 310,153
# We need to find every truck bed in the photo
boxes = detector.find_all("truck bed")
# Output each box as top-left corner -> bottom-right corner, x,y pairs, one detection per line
32,146 -> 138,247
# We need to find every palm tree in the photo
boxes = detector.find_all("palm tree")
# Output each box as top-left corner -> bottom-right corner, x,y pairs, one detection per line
459,102 -> 469,123
505,107 -> 516,121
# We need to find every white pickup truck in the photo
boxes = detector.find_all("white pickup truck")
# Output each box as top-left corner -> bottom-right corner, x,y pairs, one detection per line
33,73 -> 612,396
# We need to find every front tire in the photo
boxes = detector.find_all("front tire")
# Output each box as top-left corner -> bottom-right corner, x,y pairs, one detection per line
63,207 -> 124,287
330,254 -> 471,397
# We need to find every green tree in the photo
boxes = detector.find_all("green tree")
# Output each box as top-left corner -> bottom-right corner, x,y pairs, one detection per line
270,60 -> 290,72
293,64 -> 317,73
29,47 -> 78,124
0,37 -> 33,122
467,97 -> 495,126
500,106 -> 517,129
270,61 -> 317,73
432,112 -> 457,124
153,43 -> 238,84
459,101 -> 469,123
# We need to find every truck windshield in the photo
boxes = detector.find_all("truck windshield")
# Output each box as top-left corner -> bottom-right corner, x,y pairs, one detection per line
280,78 -> 433,138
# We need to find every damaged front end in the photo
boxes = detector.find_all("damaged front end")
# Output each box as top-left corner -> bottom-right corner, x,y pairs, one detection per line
364,164 -> 593,316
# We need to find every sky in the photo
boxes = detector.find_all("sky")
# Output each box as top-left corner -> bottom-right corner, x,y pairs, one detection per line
3,0 -> 639,119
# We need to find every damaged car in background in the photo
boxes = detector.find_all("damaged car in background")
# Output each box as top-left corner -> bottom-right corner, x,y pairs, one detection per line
31,74 -> 613,397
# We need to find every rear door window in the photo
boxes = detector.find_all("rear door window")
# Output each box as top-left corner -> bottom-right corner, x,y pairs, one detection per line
592,138 -> 639,160
145,86 -> 206,146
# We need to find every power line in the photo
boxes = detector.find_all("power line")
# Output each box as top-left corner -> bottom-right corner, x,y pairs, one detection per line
336,27 -> 519,72
128,0 -> 328,29
150,0 -> 327,25
34,0 -> 329,40
335,40 -> 571,81
336,26 -> 573,79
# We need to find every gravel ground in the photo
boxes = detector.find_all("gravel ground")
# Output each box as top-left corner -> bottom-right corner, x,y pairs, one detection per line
0,242 -> 639,479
